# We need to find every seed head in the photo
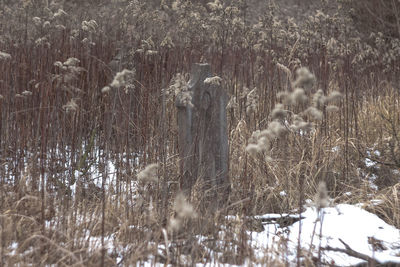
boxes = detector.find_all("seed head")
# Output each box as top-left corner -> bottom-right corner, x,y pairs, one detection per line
277,91 -> 289,102
271,103 -> 287,120
81,20 -> 98,32
306,107 -> 323,121
0,51 -> 11,61
268,121 -> 286,137
260,129 -> 274,140
315,181 -> 329,209
248,130 -> 260,143
245,143 -> 260,156
290,88 -> 308,105
326,105 -> 339,112
43,21 -> 51,29
204,76 -> 222,86
290,120 -> 313,131
101,86 -> 111,94
54,61 -> 64,68
145,50 -> 158,56
293,67 -> 315,90
313,89 -> 326,108
207,0 -> 223,11
55,25 -> 66,31
63,98 -> 78,112
161,35 -> 175,49
168,217 -> 181,232
110,69 -> 135,88
326,91 -> 343,103
21,90 -> 32,96
173,193 -> 197,219
137,163 -> 159,183
33,17 -> 41,26
53,9 -> 68,19
176,91 -> 194,108
168,73 -> 188,96
64,57 -> 80,67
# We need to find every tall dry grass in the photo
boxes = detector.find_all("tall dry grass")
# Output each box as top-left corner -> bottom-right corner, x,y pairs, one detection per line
0,0 -> 399,266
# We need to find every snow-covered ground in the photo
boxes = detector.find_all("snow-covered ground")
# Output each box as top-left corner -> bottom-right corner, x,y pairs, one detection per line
252,204 -> 400,266
73,204 -> 400,267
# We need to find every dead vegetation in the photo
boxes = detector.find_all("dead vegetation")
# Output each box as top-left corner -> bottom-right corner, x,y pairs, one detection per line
0,0 -> 399,266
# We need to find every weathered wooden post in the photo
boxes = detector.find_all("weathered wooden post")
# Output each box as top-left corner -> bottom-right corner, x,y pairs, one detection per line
176,63 -> 229,206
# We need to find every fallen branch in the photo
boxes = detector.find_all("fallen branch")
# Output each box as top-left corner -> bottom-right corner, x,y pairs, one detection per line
322,238 -> 378,265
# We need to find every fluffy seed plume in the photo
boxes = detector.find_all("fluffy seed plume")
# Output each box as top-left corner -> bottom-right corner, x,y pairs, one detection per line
168,73 -> 188,97
314,181 -> 329,209
306,107 -> 323,121
54,61 -> 64,68
21,90 -> 32,96
277,91 -> 289,102
204,76 -> 222,86
207,0 -> 223,11
81,20 -> 98,32
53,9 -> 68,19
101,86 -> 111,94
246,119 -> 286,156
64,57 -> 80,67
173,193 -> 197,219
325,91 -> 343,103
168,217 -> 181,232
32,17 -> 41,26
245,143 -> 261,156
43,21 -> 50,28
137,163 -> 159,183
293,67 -> 315,90
168,192 -> 197,232
63,98 -> 78,112
0,51 -> 11,60
55,25 -> 66,31
289,88 -> 308,105
326,105 -> 339,112
160,35 -> 175,49
290,115 -> 313,131
271,103 -> 287,120
313,89 -> 326,108
110,69 -> 135,88
268,121 -> 287,137
176,91 -> 194,108
259,129 -> 274,140
248,130 -> 260,144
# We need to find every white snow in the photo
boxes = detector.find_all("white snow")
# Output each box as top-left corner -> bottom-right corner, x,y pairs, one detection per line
365,158 -> 377,167
279,190 -> 287,197
132,204 -> 400,266
252,204 -> 400,266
